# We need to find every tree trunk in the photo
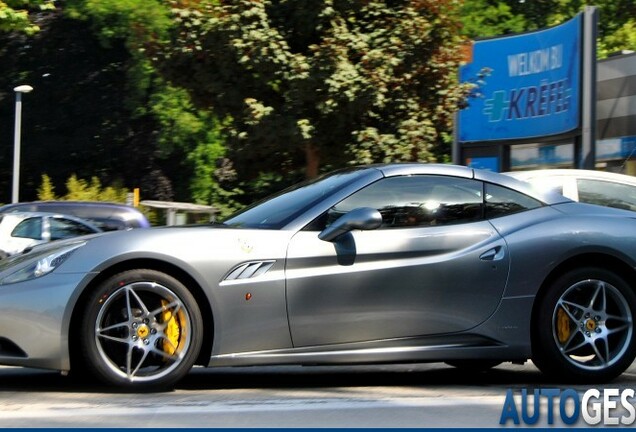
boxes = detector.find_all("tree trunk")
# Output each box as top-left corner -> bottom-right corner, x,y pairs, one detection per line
305,143 -> 320,179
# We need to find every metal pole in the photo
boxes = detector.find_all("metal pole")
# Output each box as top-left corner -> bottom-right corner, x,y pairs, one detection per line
578,6 -> 598,169
452,111 -> 460,165
12,85 -> 33,204
12,92 -> 23,203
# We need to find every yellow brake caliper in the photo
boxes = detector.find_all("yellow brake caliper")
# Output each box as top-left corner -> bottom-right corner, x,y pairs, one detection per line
556,307 -> 571,344
162,300 -> 180,356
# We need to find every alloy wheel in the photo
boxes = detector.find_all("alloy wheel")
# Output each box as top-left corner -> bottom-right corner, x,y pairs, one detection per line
552,279 -> 633,370
94,281 -> 193,382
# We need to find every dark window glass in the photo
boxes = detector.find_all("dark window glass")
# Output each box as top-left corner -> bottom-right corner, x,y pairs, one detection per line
88,218 -> 126,231
223,169 -> 369,229
577,179 -> 636,211
11,218 -> 43,240
485,183 -> 542,218
49,217 -> 96,240
321,176 -> 484,229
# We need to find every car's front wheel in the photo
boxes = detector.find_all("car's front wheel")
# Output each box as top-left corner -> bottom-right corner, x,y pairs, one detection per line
533,267 -> 636,383
79,269 -> 203,391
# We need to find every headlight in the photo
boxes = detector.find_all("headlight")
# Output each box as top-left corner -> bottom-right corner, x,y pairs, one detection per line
0,242 -> 85,285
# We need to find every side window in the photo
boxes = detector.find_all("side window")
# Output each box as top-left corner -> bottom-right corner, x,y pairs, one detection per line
11,218 -> 43,240
49,218 -> 96,240
485,183 -> 542,218
577,179 -> 636,211
88,218 -> 126,231
323,176 -> 483,229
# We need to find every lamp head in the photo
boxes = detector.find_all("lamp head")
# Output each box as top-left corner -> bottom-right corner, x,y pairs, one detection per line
13,85 -> 33,93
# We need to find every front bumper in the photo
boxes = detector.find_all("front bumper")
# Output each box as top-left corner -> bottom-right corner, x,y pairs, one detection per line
0,272 -> 90,371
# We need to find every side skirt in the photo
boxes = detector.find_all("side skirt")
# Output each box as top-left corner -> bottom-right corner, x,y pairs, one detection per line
208,334 -> 524,367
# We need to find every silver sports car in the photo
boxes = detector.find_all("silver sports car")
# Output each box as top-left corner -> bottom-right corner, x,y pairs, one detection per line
1,164 -> 635,390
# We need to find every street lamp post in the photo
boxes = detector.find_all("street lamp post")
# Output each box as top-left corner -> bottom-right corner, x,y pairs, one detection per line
12,85 -> 33,203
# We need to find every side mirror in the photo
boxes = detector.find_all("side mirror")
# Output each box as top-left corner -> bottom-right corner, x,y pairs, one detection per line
318,207 -> 382,242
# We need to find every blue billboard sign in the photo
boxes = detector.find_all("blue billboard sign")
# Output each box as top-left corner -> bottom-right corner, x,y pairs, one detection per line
459,14 -> 582,142
466,156 -> 499,172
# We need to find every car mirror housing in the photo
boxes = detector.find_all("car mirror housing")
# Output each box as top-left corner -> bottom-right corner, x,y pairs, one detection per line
318,207 -> 382,242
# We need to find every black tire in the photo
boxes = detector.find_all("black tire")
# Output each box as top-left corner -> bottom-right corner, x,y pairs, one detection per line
79,269 -> 203,391
533,267 -> 636,383
0,250 -> 8,260
445,360 -> 502,372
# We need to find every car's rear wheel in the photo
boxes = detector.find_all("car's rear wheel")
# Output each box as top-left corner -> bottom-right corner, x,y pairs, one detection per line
79,269 -> 203,391
533,267 -> 636,383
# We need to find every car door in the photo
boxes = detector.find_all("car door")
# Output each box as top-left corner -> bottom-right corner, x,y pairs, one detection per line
285,175 -> 511,347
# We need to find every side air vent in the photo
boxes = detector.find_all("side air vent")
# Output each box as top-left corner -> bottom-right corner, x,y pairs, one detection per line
224,260 -> 276,281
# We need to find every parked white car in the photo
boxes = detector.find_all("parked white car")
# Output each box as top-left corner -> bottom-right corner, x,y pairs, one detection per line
506,169 -> 636,212
0,212 -> 102,258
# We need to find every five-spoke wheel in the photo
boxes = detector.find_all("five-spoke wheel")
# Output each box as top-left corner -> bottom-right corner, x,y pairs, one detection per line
533,267 -> 636,382
80,270 -> 203,390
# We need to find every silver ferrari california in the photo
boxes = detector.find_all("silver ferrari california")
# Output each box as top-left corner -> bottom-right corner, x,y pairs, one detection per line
1,163 -> 635,390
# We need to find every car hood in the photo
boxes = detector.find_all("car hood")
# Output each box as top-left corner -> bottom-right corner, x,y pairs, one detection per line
57,225 -> 296,277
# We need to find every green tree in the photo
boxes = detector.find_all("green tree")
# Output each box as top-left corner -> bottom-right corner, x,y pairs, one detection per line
37,174 -> 57,200
591,0 -> 636,57
0,9 -> 148,203
160,0 -> 473,179
0,0 -> 54,35
461,1 -> 636,58
531,0 -> 635,56
600,20 -> 636,57
62,174 -> 128,202
460,0 -> 526,38
0,1 -> 242,207
64,0 -> 238,208
149,83 -> 241,215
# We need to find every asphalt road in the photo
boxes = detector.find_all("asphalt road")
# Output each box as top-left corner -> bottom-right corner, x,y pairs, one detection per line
1,362 -> 636,428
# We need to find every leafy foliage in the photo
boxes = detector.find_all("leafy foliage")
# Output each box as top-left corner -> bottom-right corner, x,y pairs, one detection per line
0,9 -> 137,202
160,0 -> 473,179
37,173 -> 129,202
37,174 -> 56,200
67,0 -> 238,208
0,0 -> 54,35
461,0 -> 636,58
145,76 -> 240,213
65,174 -> 129,202
0,1 -> 236,209
460,0 -> 526,37
3,0 -> 633,212
66,0 -> 171,48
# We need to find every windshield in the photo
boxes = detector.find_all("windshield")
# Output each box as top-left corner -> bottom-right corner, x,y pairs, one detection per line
223,168 -> 371,229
